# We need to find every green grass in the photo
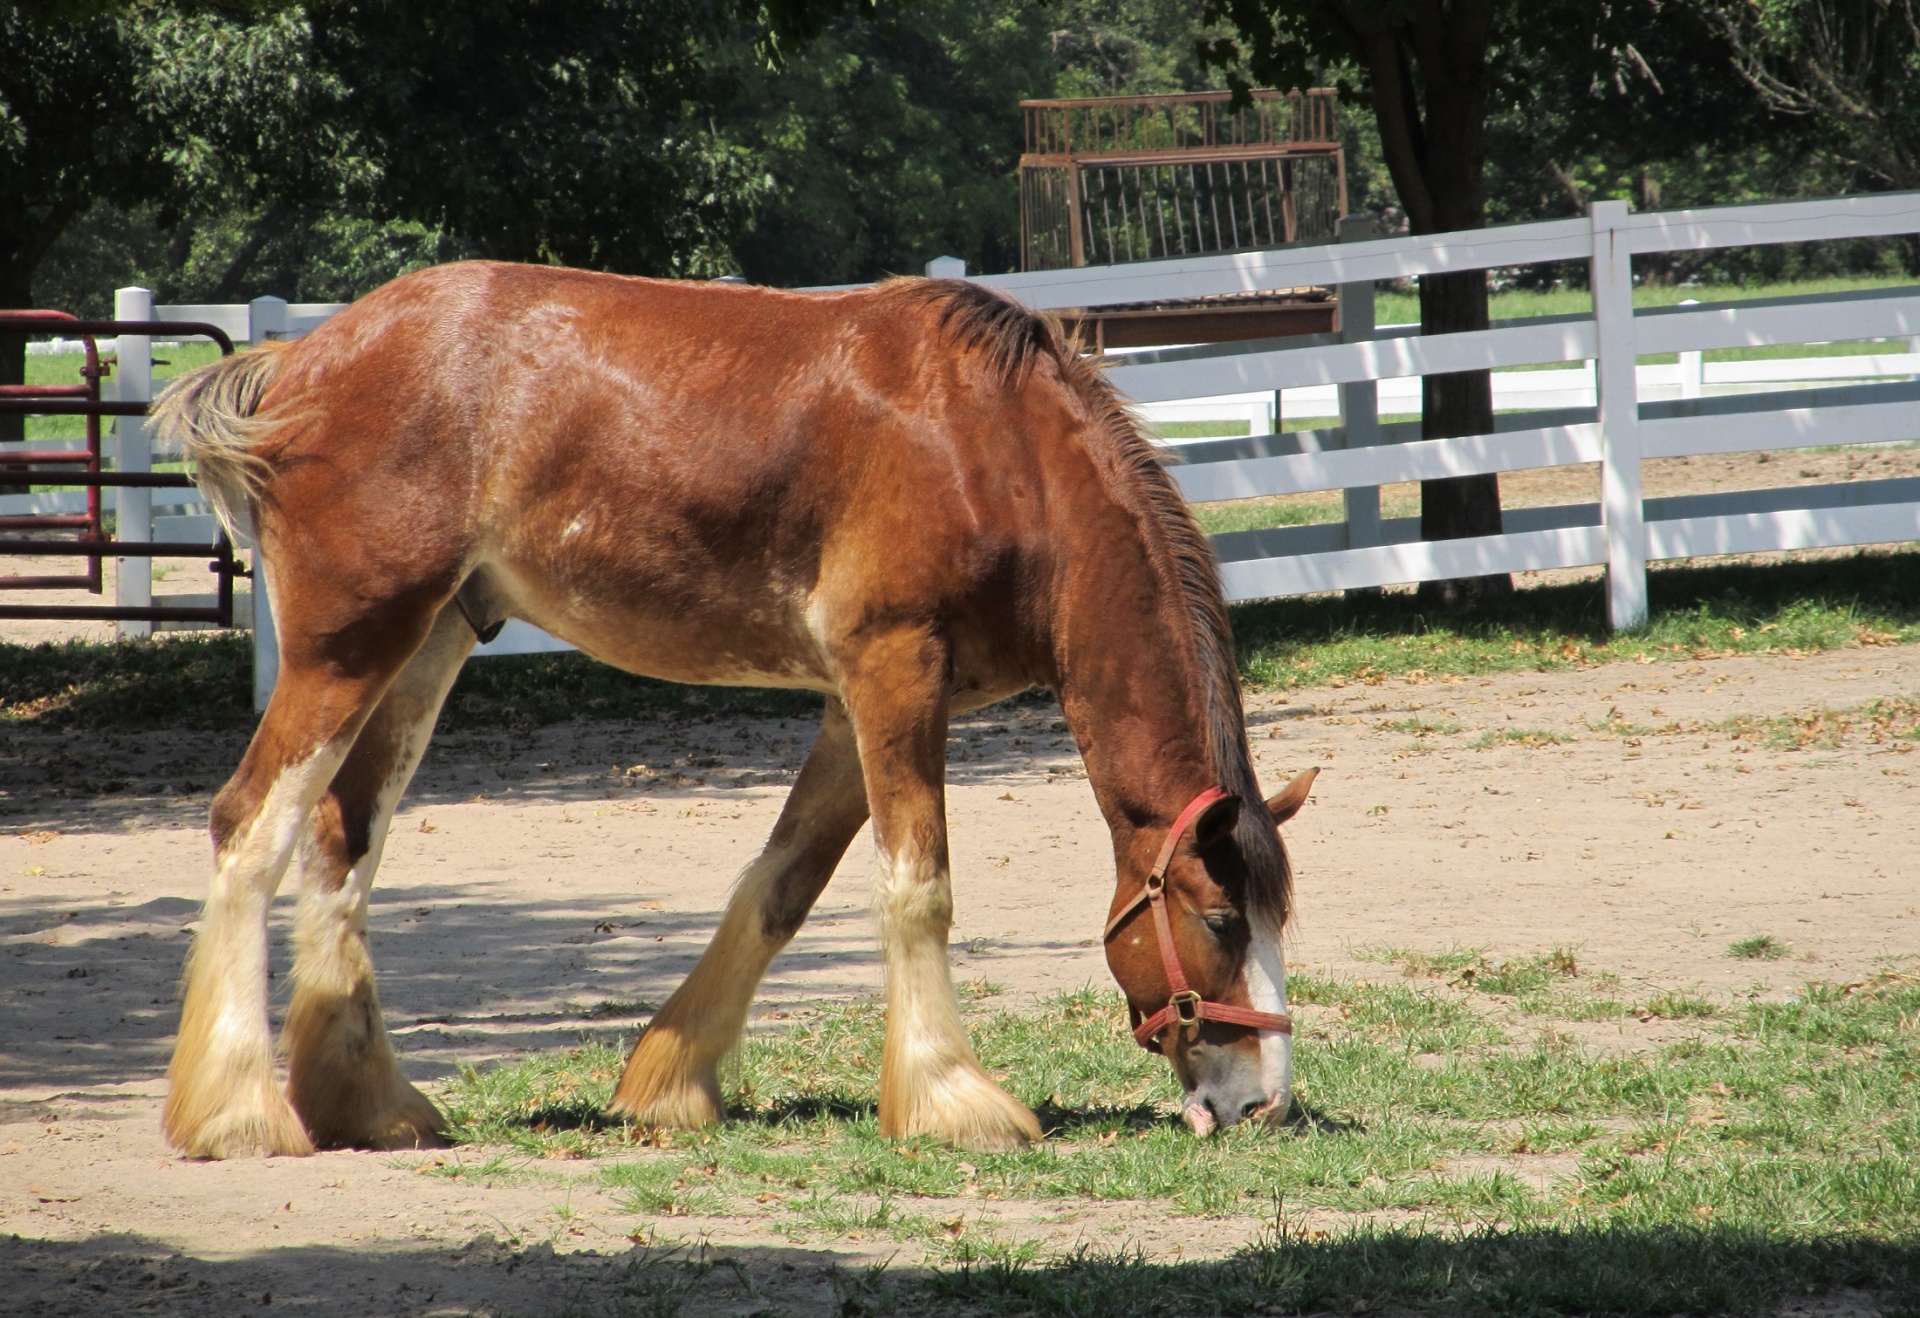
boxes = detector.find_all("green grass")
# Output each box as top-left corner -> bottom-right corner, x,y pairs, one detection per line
0,631 -> 822,733
21,341 -> 226,442
1376,715 -> 1459,737
1192,497 -> 1344,534
1730,935 -> 1791,962
435,963 -> 1920,1314
1716,696 -> 1920,752
1230,549 -> 1920,690
1374,271 -> 1919,328
1469,727 -> 1573,750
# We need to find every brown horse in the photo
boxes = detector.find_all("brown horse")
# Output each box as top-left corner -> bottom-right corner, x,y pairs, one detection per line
150,262 -> 1317,1158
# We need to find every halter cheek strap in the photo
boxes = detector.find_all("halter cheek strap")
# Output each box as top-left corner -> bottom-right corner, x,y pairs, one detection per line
1102,786 -> 1294,1052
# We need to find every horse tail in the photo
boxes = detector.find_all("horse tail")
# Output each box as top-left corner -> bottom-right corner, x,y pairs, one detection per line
149,341 -> 292,541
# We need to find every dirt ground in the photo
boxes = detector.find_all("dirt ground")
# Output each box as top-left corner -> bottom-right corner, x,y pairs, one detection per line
2,638 -> 1916,1315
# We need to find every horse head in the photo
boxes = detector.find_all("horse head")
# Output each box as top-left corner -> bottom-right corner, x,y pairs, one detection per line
1104,767 -> 1317,1134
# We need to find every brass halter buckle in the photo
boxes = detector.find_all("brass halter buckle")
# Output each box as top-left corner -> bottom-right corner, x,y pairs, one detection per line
1169,989 -> 1204,1040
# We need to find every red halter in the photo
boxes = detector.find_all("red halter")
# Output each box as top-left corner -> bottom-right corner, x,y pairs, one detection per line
1102,786 -> 1294,1053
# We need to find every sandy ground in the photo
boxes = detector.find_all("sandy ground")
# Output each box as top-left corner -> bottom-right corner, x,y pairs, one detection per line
2,641 -> 1916,1315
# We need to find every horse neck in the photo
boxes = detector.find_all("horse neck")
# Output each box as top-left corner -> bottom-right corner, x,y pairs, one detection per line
1048,521 -> 1225,860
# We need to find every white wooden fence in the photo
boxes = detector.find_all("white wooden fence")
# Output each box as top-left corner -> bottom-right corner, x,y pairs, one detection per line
23,190 -> 1918,704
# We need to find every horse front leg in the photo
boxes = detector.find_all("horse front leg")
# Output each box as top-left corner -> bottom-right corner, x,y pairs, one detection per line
844,629 -> 1042,1152
610,699 -> 869,1128
282,608 -> 473,1149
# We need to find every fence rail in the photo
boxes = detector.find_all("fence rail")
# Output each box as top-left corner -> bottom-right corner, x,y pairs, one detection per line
49,190 -> 1920,705
1077,194 -> 1920,629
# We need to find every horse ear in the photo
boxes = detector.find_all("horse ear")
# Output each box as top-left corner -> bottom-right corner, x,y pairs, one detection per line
1265,767 -> 1319,826
1194,792 -> 1242,846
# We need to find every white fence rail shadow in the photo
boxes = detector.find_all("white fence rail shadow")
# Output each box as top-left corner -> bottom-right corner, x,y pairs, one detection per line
36,193 -> 1920,705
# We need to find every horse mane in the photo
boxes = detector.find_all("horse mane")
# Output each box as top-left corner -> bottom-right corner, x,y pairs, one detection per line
895,277 -> 1291,925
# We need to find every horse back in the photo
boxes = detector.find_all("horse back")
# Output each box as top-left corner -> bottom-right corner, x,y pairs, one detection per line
252,262 -> 1095,691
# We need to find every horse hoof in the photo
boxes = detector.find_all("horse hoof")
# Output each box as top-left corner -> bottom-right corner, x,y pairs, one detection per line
298,1078 -> 449,1152
164,1086 -> 315,1160
608,1029 -> 724,1129
606,1078 -> 724,1131
881,1063 -> 1041,1151
349,1091 -> 449,1152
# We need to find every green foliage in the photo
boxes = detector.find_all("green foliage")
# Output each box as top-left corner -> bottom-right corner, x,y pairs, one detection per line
726,0 -> 1237,287
723,0 -> 1058,286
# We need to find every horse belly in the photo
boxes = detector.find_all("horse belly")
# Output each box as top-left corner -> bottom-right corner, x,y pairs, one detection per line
487,549 -> 833,693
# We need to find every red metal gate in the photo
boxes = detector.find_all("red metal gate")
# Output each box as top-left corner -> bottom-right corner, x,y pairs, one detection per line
0,311 -> 244,626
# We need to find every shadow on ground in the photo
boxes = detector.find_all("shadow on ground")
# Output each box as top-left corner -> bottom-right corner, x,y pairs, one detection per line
0,696 -> 1081,835
5,1222 -> 1913,1317
0,879 -> 887,1093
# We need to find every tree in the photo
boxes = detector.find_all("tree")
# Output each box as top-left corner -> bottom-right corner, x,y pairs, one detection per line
1200,2 -> 1723,604
0,8 -> 150,439
2,0 -> 870,420
303,0 -> 768,276
1704,0 -> 1920,266
724,0 -> 1234,288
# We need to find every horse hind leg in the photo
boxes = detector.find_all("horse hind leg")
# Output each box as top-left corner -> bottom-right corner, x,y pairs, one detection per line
610,699 -> 869,1128
283,607 -> 475,1150
162,617 -> 434,1158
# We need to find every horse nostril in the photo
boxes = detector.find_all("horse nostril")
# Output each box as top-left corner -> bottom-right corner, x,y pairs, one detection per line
1240,1098 -> 1265,1122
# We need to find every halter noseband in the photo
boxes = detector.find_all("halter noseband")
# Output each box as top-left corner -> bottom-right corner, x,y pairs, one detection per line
1101,786 -> 1294,1053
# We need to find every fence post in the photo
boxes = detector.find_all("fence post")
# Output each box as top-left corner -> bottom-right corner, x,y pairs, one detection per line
1677,298 -> 1703,400
247,297 -> 287,711
1336,215 -> 1382,550
924,256 -> 967,279
1591,200 -> 1647,631
113,287 -> 153,639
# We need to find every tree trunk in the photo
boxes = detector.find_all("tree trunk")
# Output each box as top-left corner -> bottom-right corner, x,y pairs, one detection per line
1415,267 -> 1510,607
1335,2 -> 1510,604
0,260 -> 28,449
1,259 -> 32,504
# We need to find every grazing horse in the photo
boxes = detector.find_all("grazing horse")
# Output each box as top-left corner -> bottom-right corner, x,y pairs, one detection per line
150,263 -> 1317,1158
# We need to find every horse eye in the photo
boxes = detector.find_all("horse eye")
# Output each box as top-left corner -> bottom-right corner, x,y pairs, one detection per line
1202,911 -> 1242,936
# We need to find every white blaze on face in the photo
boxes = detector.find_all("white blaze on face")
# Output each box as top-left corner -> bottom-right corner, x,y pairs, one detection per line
1243,912 -> 1293,1107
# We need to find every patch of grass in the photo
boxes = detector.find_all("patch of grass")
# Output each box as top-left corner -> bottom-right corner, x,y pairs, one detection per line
565,998 -> 655,1019
1463,949 -> 1582,997
1192,497 -> 1343,535
1374,272 -> 1918,327
1376,716 -> 1460,737
1717,696 -> 1920,752
1352,945 -> 1484,978
1231,550 -> 1920,691
437,959 -> 1920,1289
1469,727 -> 1572,750
1729,935 -> 1791,962
925,1224 -> 1920,1318
1638,992 -> 1718,1020
441,652 -> 824,729
0,632 -> 254,730
0,632 -> 823,733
